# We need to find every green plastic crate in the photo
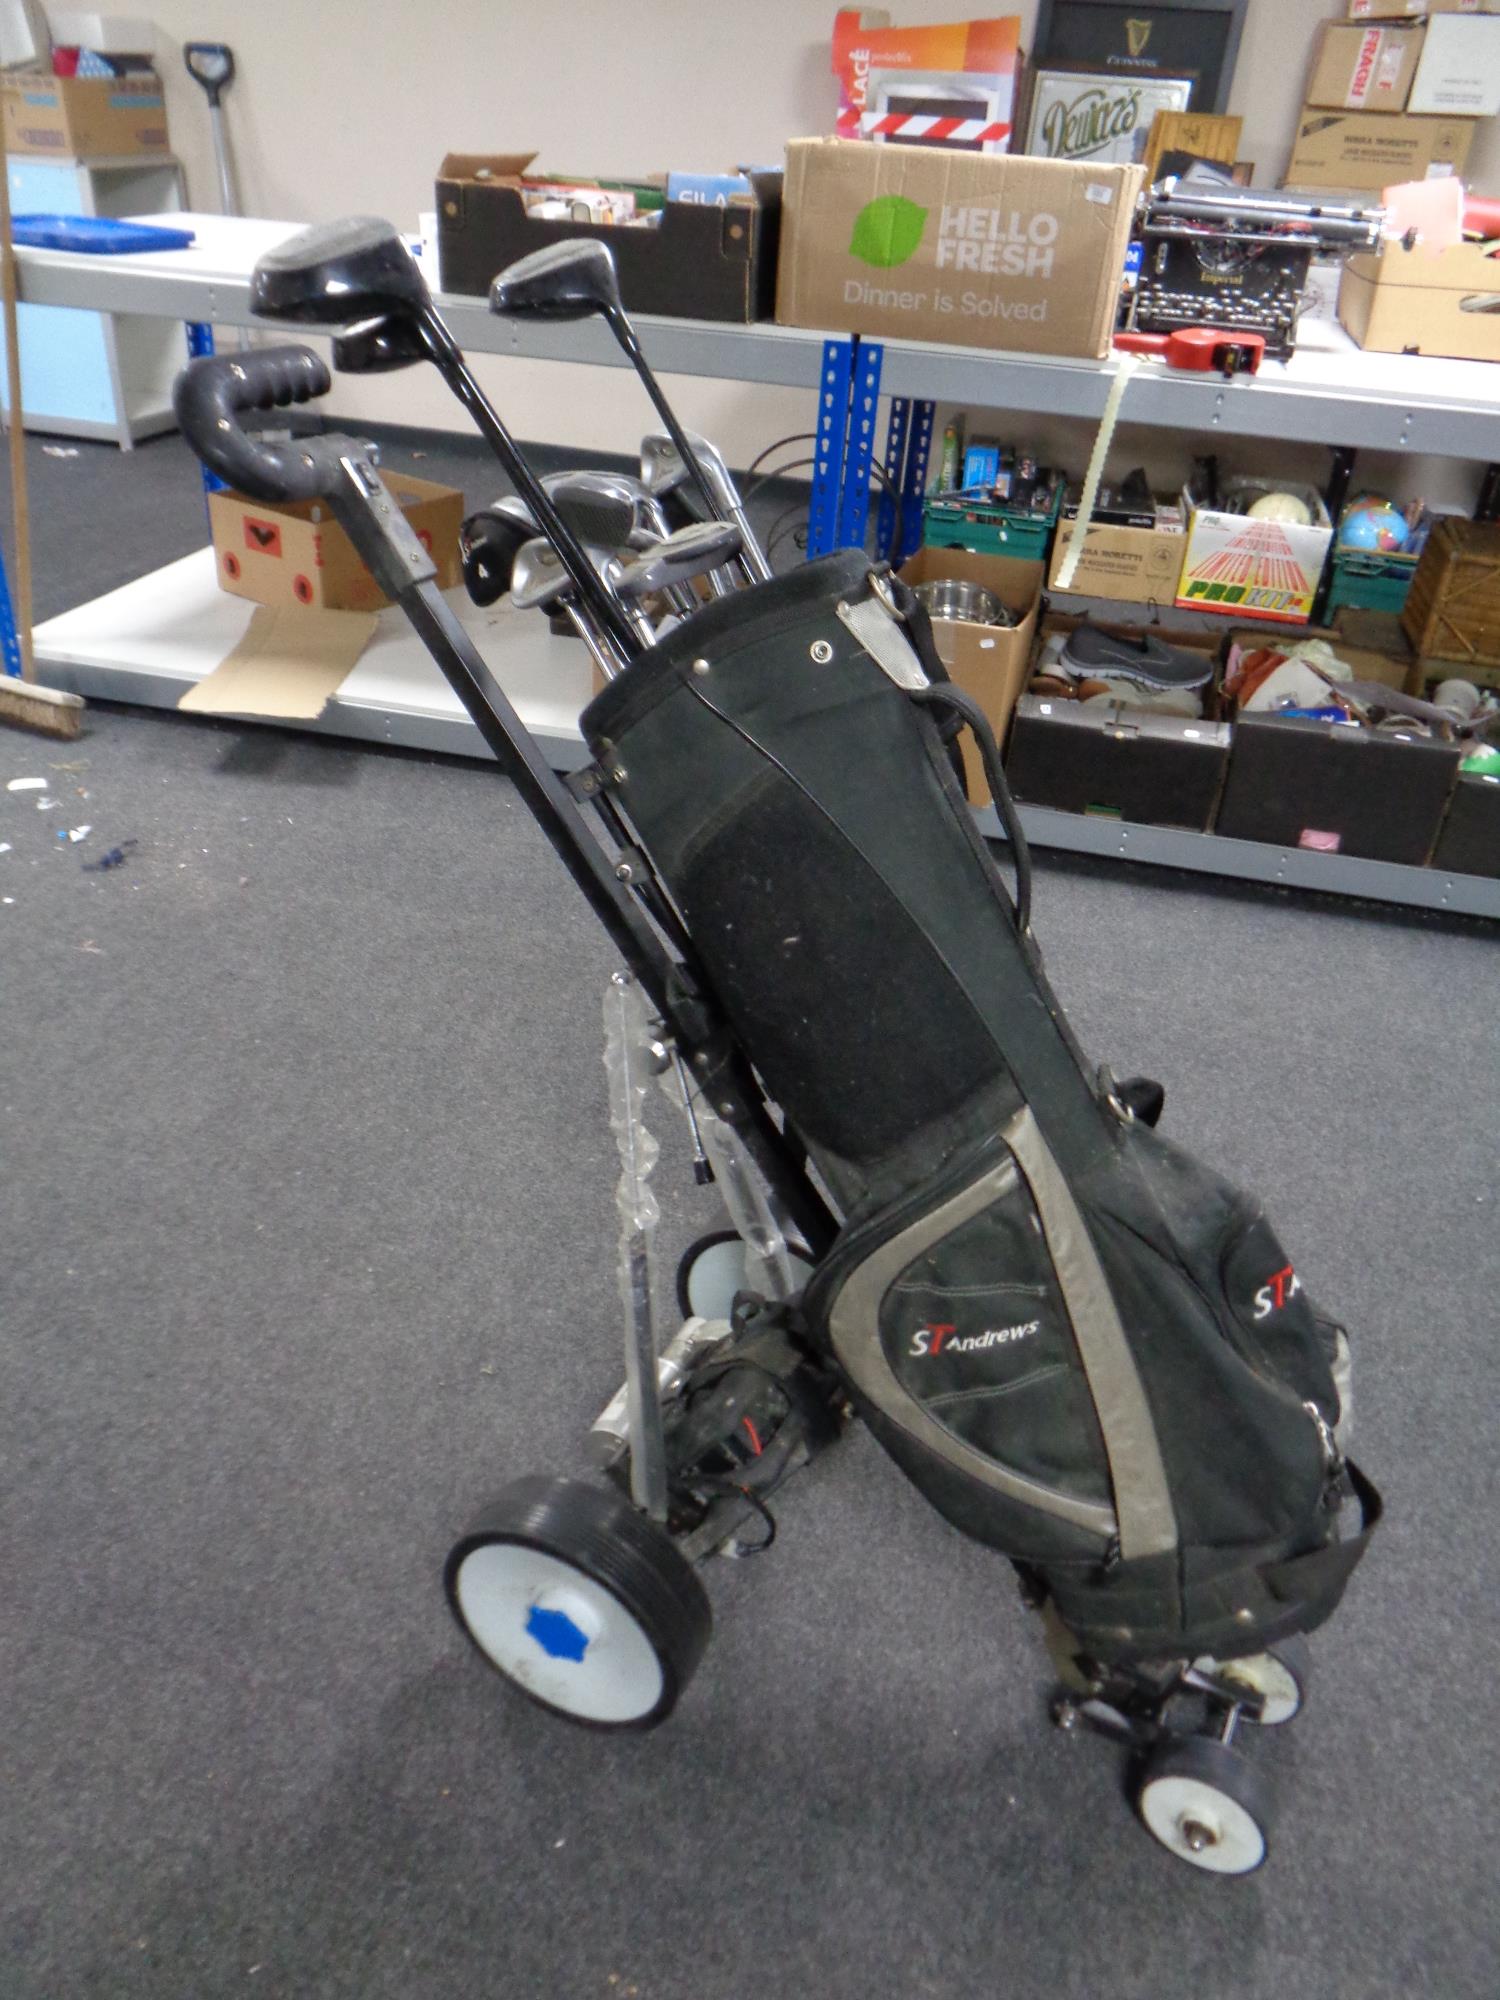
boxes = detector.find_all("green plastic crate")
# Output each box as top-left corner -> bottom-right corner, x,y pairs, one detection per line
923,488 -> 1061,562
1326,547 -> 1418,617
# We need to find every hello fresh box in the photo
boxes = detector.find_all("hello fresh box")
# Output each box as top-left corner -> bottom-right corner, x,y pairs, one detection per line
776,138 -> 1142,359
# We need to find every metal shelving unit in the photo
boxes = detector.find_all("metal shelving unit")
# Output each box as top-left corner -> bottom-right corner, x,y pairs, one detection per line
14,212 -> 1500,918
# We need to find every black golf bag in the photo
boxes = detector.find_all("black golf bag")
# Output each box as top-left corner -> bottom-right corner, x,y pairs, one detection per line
581,548 -> 1378,1666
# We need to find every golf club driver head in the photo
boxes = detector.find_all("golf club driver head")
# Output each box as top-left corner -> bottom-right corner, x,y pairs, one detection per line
612,521 -> 743,603
253,216 -> 428,326
489,237 -> 620,324
460,501 -> 537,607
331,312 -> 431,374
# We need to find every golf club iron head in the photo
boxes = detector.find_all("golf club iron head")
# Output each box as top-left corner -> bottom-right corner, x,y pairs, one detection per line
612,521 -> 743,602
253,216 -> 428,326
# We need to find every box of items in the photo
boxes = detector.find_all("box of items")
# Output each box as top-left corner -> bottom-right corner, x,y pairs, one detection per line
777,138 -> 1142,360
1006,694 -> 1232,831
896,545 -> 1043,799
1408,13 -> 1500,115
1048,502 -> 1187,607
1285,109 -> 1473,189
1339,241 -> 1500,363
435,154 -> 782,321
1215,713 -> 1460,863
208,476 -> 464,613
1177,479 -> 1334,625
1306,21 -> 1425,113
0,69 -> 167,155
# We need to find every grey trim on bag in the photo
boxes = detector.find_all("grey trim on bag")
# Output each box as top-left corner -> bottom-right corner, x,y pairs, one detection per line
1004,1107 -> 1178,1561
826,1154 -> 1121,1543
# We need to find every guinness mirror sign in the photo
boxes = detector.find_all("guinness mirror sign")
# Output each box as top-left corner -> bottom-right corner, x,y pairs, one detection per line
1032,0 -> 1249,115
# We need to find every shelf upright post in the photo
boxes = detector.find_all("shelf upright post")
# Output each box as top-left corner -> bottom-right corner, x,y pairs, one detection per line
807,338 -> 856,558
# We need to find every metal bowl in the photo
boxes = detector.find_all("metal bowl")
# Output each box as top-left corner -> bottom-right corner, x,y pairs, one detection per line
912,578 -> 1015,627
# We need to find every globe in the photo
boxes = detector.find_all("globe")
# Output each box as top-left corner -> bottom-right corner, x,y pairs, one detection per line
1339,496 -> 1410,554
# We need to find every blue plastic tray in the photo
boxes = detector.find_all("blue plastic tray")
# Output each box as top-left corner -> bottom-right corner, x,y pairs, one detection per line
11,215 -> 196,254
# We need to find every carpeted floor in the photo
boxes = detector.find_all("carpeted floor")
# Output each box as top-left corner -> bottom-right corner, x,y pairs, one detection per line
2,433 -> 1497,1999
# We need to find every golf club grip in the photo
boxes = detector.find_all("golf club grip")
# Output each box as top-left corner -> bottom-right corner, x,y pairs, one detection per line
173,347 -> 334,503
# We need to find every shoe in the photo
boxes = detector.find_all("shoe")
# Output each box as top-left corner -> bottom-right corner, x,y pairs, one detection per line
1058,622 -> 1213,690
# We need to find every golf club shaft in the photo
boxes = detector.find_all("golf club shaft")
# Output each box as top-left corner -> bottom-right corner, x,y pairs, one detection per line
606,310 -> 727,527
418,310 -> 644,660
562,601 -> 628,682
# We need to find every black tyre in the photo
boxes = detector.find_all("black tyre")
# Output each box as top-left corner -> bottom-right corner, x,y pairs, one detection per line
1136,1734 -> 1274,1875
444,1474 -> 711,1728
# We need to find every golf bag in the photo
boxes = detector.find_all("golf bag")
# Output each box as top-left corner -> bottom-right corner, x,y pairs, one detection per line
582,548 -> 1379,1666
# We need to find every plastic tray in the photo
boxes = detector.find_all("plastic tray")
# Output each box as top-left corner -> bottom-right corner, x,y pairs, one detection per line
10,215 -> 196,255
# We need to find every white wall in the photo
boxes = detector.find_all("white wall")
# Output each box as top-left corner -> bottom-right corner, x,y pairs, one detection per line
133,0 -> 1497,498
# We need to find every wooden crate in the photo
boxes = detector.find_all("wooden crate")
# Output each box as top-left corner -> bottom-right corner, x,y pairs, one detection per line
1402,519 -> 1500,669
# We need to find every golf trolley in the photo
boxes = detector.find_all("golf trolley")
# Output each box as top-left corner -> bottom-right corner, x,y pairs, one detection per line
174,217 -> 1379,1875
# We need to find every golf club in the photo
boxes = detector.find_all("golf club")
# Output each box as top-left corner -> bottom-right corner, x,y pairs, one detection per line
640,430 -> 772,581
611,521 -> 744,606
509,539 -> 634,680
250,217 -> 644,662
332,312 -> 431,374
460,499 -> 537,607
544,471 -> 699,614
488,241 -> 727,536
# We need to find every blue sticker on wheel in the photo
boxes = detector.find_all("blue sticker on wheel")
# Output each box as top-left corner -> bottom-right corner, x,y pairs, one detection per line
526,1605 -> 590,1663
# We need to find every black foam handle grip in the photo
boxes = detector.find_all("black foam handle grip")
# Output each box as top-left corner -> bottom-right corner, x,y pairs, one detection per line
172,346 -> 334,504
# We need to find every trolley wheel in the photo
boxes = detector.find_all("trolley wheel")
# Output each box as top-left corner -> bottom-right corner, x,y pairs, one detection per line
444,1474 -> 711,1729
1198,1634 -> 1311,1726
675,1229 -> 814,1322
1136,1735 -> 1273,1876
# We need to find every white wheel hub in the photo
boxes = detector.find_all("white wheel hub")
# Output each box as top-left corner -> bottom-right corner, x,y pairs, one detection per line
1139,1773 -> 1266,1875
453,1542 -> 665,1724
1197,1650 -> 1303,1725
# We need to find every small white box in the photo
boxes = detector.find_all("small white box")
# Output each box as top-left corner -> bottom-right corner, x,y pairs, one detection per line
1408,14 -> 1500,115
47,10 -> 155,54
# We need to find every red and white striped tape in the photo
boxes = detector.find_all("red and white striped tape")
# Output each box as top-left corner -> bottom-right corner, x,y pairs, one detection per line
859,112 -> 1012,145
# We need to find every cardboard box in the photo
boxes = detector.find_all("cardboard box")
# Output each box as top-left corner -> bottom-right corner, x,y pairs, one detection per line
1307,22 -> 1424,112
777,138 -> 1142,360
1048,510 -> 1186,607
897,545 -> 1043,800
1285,108 -> 1473,189
1349,0 -> 1498,16
1409,14 -> 1500,114
436,154 -> 782,321
1339,241 -> 1500,363
1177,482 -> 1334,626
1,68 -> 167,155
209,475 -> 464,613
832,9 -> 1022,153
1215,713 -> 1460,863
1006,694 -> 1231,831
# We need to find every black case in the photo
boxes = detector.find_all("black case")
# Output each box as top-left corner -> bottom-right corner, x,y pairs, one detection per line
436,154 -> 781,322
1215,714 -> 1460,865
1431,772 -> 1500,879
1006,694 -> 1230,831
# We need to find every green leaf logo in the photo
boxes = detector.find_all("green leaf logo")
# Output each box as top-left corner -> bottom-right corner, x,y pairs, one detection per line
849,194 -> 928,268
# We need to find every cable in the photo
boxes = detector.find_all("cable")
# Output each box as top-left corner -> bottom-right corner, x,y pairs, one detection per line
746,430 -> 815,476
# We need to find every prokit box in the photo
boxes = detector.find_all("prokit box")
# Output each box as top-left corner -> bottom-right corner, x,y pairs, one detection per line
1176,480 -> 1334,626
208,475 -> 463,613
777,139 -> 1142,359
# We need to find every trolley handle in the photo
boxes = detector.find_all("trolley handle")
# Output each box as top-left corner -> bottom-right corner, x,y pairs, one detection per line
172,345 -> 338,505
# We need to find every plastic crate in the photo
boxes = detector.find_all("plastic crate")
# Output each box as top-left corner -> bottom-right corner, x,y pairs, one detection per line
922,487 -> 1062,561
1326,548 -> 1417,617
